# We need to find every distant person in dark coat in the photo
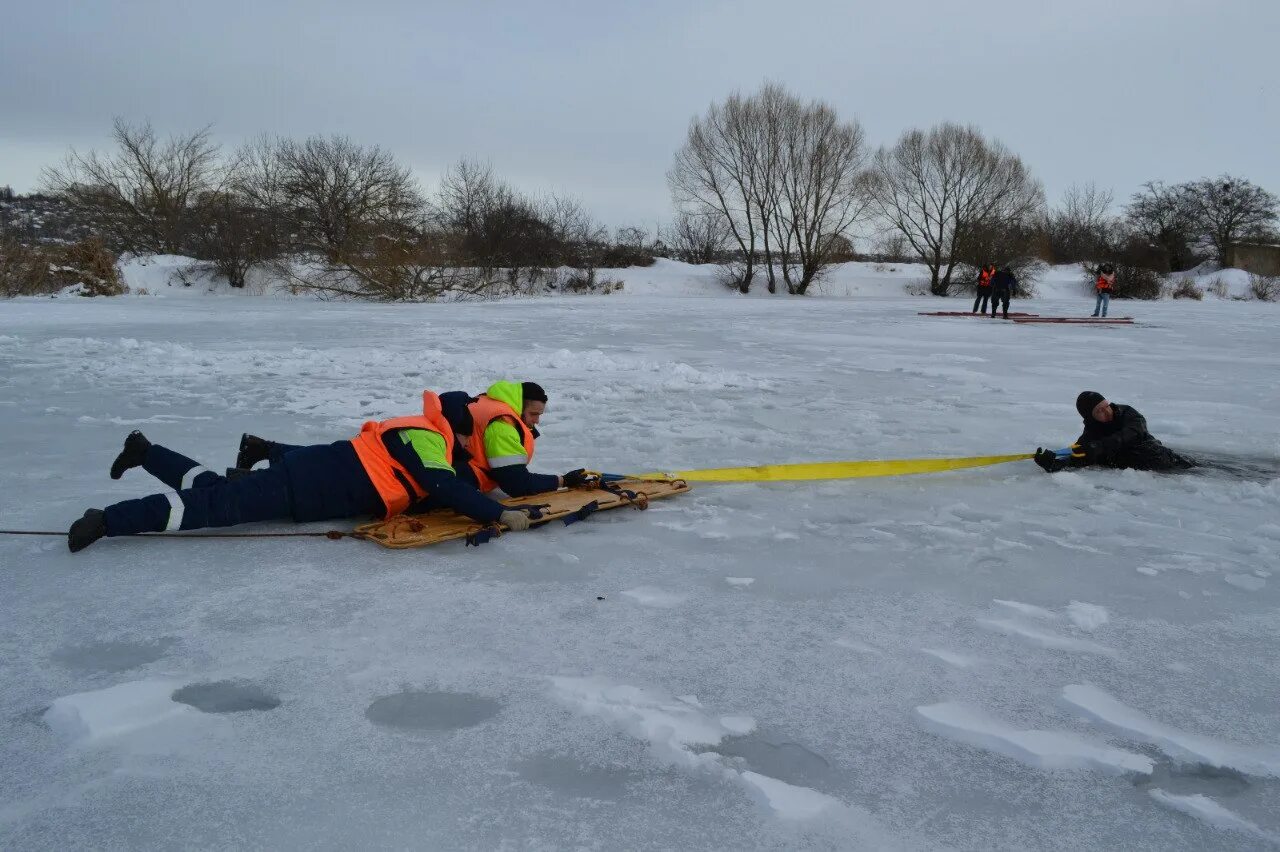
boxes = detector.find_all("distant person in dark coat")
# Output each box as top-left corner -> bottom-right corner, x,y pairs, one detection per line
989,267 -> 1016,319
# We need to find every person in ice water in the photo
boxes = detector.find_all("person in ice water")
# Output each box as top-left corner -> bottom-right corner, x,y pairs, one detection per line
235,381 -> 594,498
1092,263 -> 1116,317
67,391 -> 546,553
1034,391 -> 1196,473
972,263 -> 996,314
989,266 -> 1017,319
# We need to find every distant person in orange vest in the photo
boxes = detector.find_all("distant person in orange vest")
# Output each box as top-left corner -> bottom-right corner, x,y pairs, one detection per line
1092,263 -> 1116,317
989,266 -> 1016,319
972,263 -> 996,314
68,392 -> 539,553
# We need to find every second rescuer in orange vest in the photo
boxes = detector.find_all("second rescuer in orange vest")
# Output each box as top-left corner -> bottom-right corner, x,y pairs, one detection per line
462,380 -> 595,497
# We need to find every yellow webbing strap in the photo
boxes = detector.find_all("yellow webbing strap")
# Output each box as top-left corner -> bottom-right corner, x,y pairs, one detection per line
628,453 -> 1034,482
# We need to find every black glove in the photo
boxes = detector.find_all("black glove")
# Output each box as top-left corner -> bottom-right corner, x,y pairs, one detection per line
562,469 -> 597,488
1034,448 -> 1066,473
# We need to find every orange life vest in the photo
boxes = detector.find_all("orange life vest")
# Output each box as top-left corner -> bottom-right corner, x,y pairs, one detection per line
1096,274 -> 1115,293
978,266 -> 994,288
349,391 -> 455,519
466,394 -> 536,493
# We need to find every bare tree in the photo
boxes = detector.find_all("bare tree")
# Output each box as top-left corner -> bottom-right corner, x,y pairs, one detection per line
1044,182 -> 1114,262
772,96 -> 872,294
868,123 -> 1044,295
434,157 -> 502,242
670,84 -> 871,294
42,119 -> 220,254
1182,175 -> 1279,266
669,94 -> 763,292
1124,181 -> 1201,272
614,225 -> 649,250
188,189 -> 280,289
664,211 -> 730,264
542,193 -> 609,289
869,231 -> 910,263
274,135 -> 423,262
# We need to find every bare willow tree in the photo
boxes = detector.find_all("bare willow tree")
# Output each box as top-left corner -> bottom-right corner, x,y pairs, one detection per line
669,94 -> 762,292
669,84 -> 870,294
869,123 -> 1044,295
274,135 -> 423,262
772,97 -> 872,294
42,118 -> 220,254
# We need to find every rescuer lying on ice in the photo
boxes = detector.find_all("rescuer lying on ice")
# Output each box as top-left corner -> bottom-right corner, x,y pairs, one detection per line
67,391 -> 545,553
1034,391 -> 1196,473
233,381 -> 596,497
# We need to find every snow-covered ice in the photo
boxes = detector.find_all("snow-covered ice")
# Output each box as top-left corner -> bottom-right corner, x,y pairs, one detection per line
1066,601 -> 1110,631
3,279 -> 1280,849
920,648 -> 982,668
916,701 -> 1155,775
1149,790 -> 1279,844
1062,684 -> 1280,777
43,680 -> 190,742
976,617 -> 1119,657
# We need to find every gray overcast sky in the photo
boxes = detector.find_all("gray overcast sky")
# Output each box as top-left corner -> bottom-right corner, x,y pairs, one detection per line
2,0 -> 1276,229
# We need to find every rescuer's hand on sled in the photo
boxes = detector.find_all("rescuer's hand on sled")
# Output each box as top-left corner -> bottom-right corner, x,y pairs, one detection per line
561,469 -> 598,488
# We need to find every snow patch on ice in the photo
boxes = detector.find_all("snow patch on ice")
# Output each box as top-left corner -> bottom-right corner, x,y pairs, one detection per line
44,680 -> 190,741
619,586 -> 688,608
915,702 -> 1153,775
550,676 -> 752,764
920,648 -> 981,668
551,676 -> 854,822
739,770 -> 840,820
725,577 -> 755,587
993,599 -> 1059,620
1224,573 -> 1266,591
1065,601 -> 1110,631
1062,684 -> 1280,776
1148,789 -> 1279,842
976,619 -> 1118,657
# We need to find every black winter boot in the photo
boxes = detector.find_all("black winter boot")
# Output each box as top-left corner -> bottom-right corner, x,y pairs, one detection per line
236,434 -> 271,470
109,431 -> 151,480
69,508 -> 107,553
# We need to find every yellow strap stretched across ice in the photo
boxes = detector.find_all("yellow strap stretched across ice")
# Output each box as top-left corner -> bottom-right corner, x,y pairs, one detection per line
629,453 -> 1034,482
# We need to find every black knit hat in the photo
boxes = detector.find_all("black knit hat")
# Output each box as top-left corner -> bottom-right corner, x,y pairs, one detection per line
521,382 -> 548,404
1076,391 -> 1105,419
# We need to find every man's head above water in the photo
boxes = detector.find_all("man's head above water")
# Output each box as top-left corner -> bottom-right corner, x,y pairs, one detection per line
1076,391 -> 1113,423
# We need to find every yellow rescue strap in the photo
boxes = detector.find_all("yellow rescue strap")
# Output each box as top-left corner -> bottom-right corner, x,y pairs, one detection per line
624,453 -> 1034,483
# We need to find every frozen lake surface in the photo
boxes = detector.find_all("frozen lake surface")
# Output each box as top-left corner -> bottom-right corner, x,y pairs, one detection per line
2,291 -> 1278,849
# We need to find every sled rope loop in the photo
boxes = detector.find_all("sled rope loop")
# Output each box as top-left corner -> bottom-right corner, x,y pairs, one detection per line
602,454 -> 1034,483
